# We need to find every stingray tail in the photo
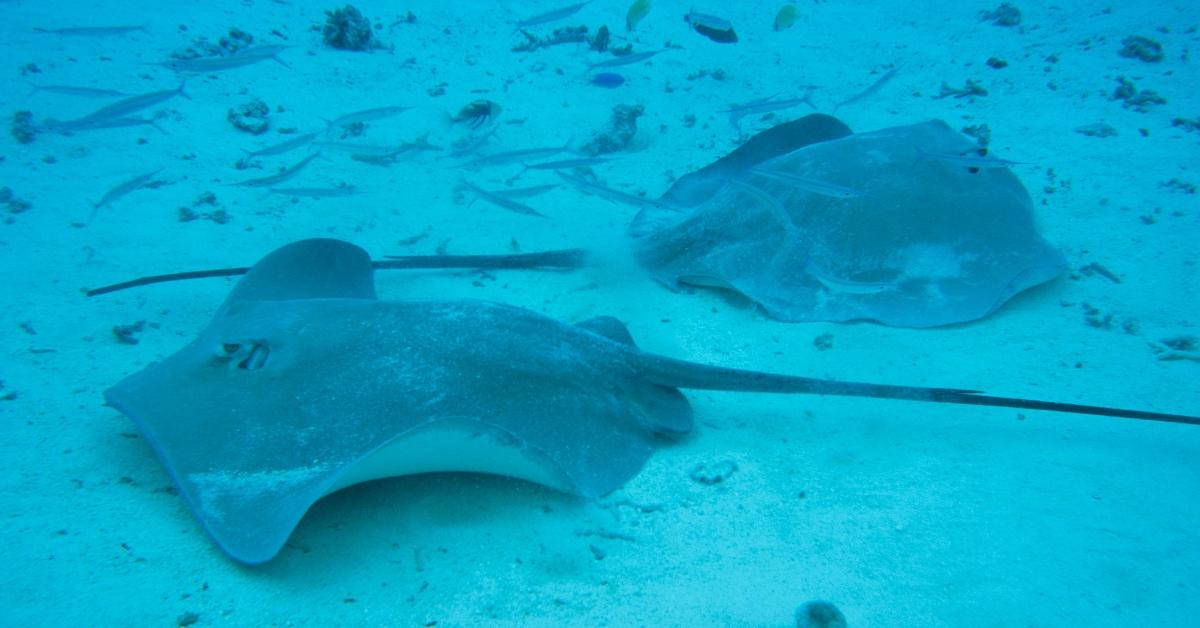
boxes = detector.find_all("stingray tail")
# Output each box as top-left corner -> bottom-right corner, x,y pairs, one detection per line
634,353 -> 1200,426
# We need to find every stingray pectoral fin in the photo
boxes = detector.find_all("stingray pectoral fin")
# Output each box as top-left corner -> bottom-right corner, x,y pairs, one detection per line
625,381 -> 693,435
325,420 -> 576,495
676,274 -> 737,290
576,316 -> 694,435
576,316 -> 637,345
218,238 -> 379,311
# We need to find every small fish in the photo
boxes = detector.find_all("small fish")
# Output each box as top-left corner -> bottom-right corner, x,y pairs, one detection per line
457,180 -> 547,217
456,143 -> 571,169
834,66 -> 900,111
155,46 -> 291,73
685,9 -> 738,43
244,132 -> 318,158
313,141 -> 405,156
26,83 -> 129,98
523,156 -> 615,170
69,82 -> 189,126
1078,262 -> 1121,284
334,136 -> 440,164
554,170 -> 668,210
774,4 -> 798,31
721,92 -> 816,130
154,56 -> 260,73
626,0 -> 651,31
341,140 -> 439,165
230,152 -> 320,187
723,177 -> 798,238
323,105 -> 412,131
489,184 -> 561,199
38,116 -> 164,135
806,263 -> 898,295
513,1 -> 590,32
33,25 -> 147,36
395,227 -> 433,246
89,169 -> 162,221
912,146 -> 1027,169
588,50 -> 663,70
232,45 -> 294,63
591,73 -> 625,88
748,167 -> 865,199
269,184 -> 357,198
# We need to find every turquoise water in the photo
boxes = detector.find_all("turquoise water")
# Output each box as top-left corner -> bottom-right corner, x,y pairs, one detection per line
1,1 -> 1197,625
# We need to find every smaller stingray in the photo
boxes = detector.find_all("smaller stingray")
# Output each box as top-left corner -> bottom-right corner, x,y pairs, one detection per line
103,239 -> 1198,564
630,114 -> 1066,327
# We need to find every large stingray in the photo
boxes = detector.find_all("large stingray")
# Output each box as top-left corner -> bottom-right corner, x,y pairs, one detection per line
628,114 -> 1066,327
103,239 -> 1197,564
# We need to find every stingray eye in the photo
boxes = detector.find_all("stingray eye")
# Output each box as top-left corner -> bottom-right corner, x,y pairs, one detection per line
237,340 -> 271,371
212,340 -> 270,370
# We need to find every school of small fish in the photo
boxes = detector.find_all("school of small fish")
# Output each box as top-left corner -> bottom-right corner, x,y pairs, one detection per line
21,3 -> 980,225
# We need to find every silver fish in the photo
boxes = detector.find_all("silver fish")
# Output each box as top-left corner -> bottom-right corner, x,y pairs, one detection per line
67,82 -> 188,125
89,169 -> 162,221
244,132 -> 318,158
806,263 -> 898,295
721,92 -> 816,130
26,83 -> 129,98
39,116 -> 164,135
489,184 -> 561,199
834,67 -> 900,111
587,50 -> 663,70
156,46 -> 291,73
913,147 -> 1027,169
33,25 -> 147,36
513,1 -> 591,31
521,156 -> 615,170
231,153 -> 320,187
748,167 -> 865,199
456,143 -> 570,169
313,141 -> 405,156
457,180 -> 547,217
723,177 -> 799,237
554,170 -> 671,210
269,184 -> 357,198
323,105 -> 412,131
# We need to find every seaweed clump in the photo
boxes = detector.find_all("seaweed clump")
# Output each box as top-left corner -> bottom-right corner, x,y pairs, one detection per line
323,5 -> 381,51
228,98 -> 270,135
581,104 -> 645,155
178,191 -> 231,225
10,110 -> 35,144
1119,35 -> 1164,63
1,186 -> 33,223
1112,77 -> 1166,112
172,27 -> 254,60
1172,116 -> 1200,133
980,3 -> 1021,26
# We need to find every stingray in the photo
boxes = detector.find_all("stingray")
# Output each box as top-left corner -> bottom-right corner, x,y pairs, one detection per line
100,238 -> 1197,564
628,114 -> 1067,327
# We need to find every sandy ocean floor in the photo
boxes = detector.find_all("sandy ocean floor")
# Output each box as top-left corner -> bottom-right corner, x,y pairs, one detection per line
1,0 -> 1197,626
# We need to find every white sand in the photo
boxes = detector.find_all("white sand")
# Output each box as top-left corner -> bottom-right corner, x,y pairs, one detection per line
0,0 -> 1196,625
